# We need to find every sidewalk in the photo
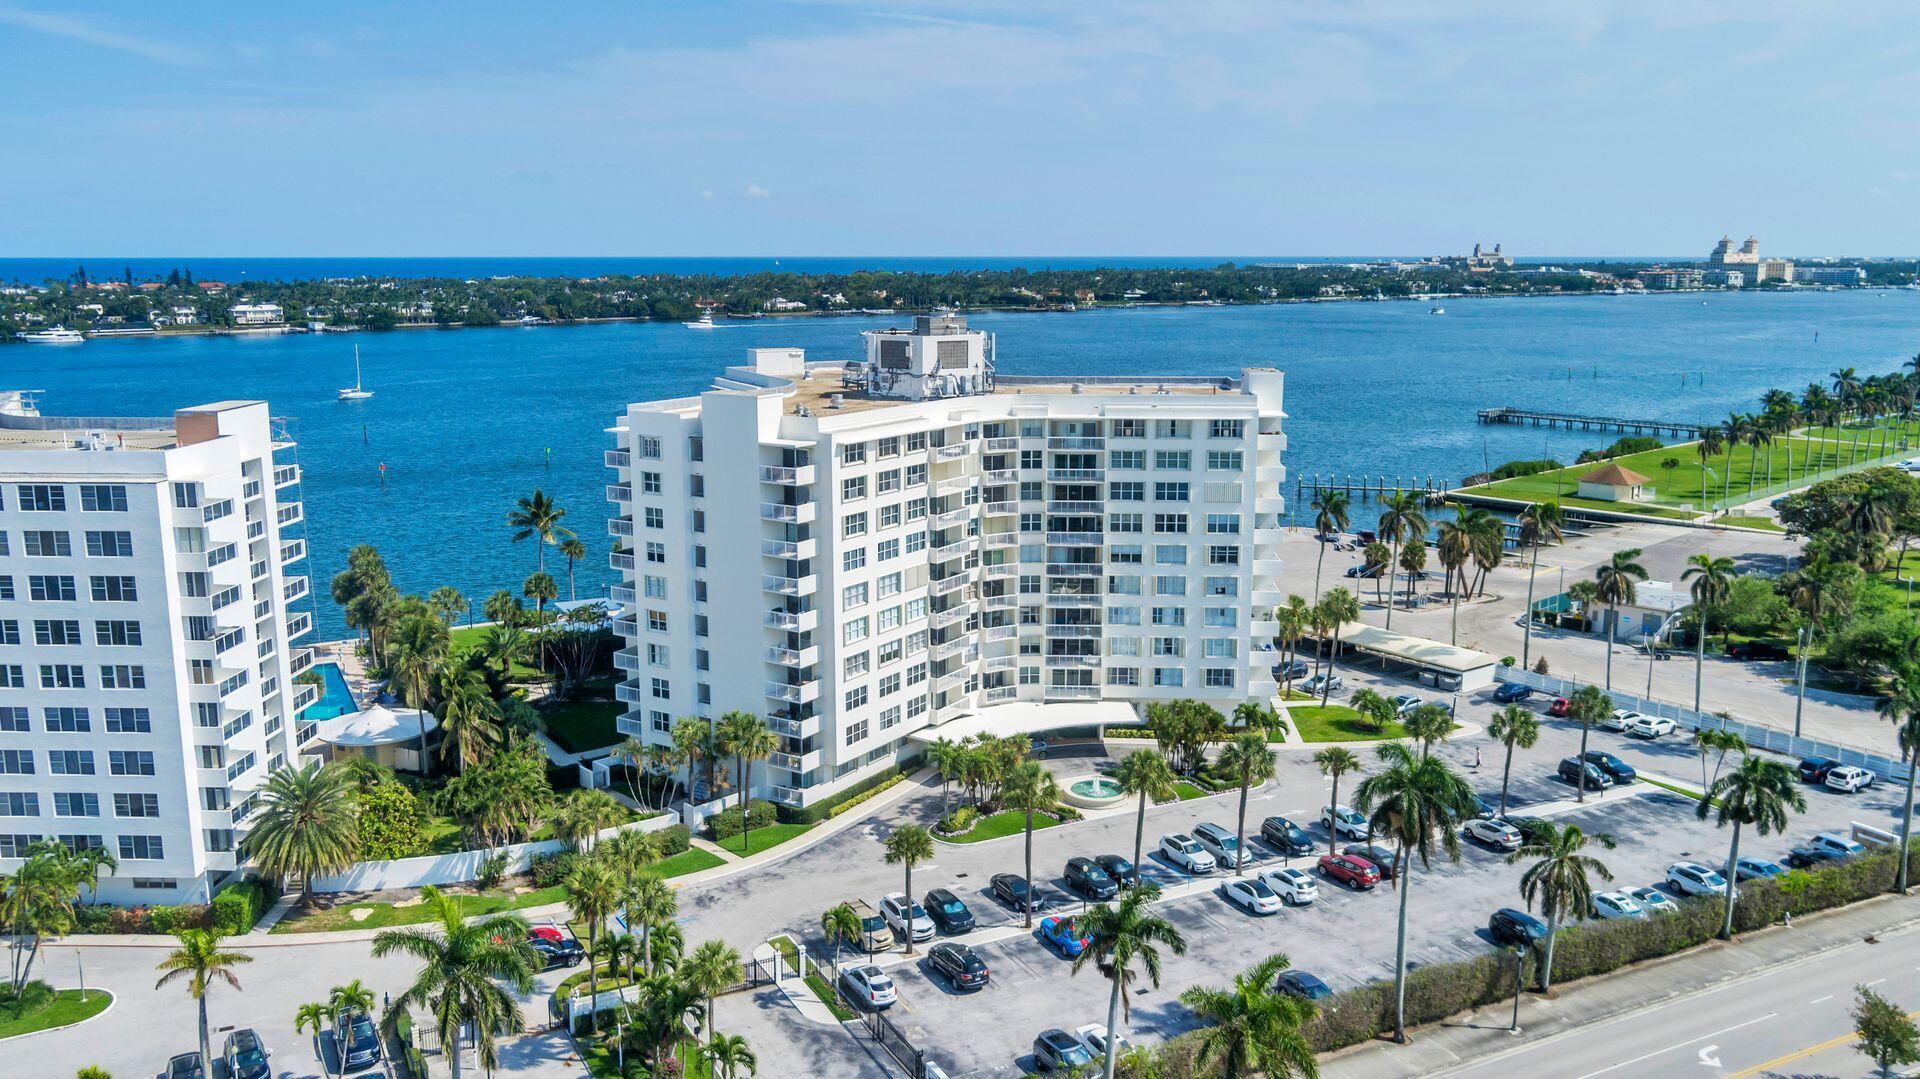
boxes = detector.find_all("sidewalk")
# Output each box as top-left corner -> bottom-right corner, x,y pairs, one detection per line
1321,892 -> 1920,1078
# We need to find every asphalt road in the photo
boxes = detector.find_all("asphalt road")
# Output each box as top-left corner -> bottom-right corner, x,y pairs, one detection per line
1440,920 -> 1920,1078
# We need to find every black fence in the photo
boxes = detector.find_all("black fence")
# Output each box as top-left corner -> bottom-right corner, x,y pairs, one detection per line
809,948 -> 931,1079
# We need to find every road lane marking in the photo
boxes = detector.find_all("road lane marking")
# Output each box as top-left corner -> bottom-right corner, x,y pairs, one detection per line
1723,1008 -> 1920,1079
1866,977 -> 1887,986
1572,1012 -> 1776,1078
1809,994 -> 1832,1004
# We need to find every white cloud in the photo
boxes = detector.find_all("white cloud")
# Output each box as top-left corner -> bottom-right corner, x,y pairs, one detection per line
701,189 -> 716,199
745,184 -> 770,197
0,4 -> 200,65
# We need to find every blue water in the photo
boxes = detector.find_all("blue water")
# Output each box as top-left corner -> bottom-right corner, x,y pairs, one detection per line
299,662 -> 355,720
6,288 -> 1915,640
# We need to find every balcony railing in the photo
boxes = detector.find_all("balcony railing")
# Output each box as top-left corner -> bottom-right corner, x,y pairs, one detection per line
605,448 -> 632,468
764,681 -> 807,704
1047,501 -> 1102,515
983,501 -> 1018,517
931,636 -> 971,661
933,442 -> 974,461
1048,436 -> 1104,450
1046,531 -> 1104,546
762,574 -> 817,597
610,551 -> 635,572
760,502 -> 816,524
611,584 -> 637,607
983,468 -> 1019,484
273,464 -> 300,488
931,506 -> 973,529
1044,623 -> 1103,637
282,576 -> 309,603
760,464 -> 815,485
1045,653 -> 1101,667
768,786 -> 806,808
278,538 -> 306,565
1047,684 -> 1102,699
608,516 -> 635,537
285,612 -> 312,639
1045,563 -> 1102,577
276,502 -> 304,527
930,571 -> 974,597
935,668 -> 972,694
982,623 -> 1018,641
764,609 -> 817,632
983,437 -> 1021,452
615,679 -> 646,703
930,605 -> 970,630
762,538 -> 815,559
934,475 -> 975,497
613,648 -> 641,672
1047,468 -> 1103,482
765,645 -> 817,667
203,499 -> 234,523
606,483 -> 633,503
984,685 -> 1020,703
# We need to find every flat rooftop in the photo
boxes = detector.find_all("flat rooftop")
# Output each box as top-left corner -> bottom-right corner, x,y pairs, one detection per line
0,424 -> 178,451
777,368 -> 1240,417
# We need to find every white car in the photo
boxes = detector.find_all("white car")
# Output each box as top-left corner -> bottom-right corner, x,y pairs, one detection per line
1260,866 -> 1319,906
840,964 -> 897,1008
1809,832 -> 1865,859
1602,709 -> 1642,733
1665,861 -> 1736,899
1074,1024 -> 1132,1059
1824,766 -> 1875,793
1591,890 -> 1649,921
1321,804 -> 1370,840
880,892 -> 936,943
1626,886 -> 1680,915
1390,693 -> 1423,716
1623,715 -> 1676,739
1462,818 -> 1524,851
1159,833 -> 1217,874
1221,876 -> 1283,915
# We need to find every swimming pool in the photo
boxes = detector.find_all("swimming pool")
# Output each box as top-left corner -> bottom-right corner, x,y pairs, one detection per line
300,661 -> 356,720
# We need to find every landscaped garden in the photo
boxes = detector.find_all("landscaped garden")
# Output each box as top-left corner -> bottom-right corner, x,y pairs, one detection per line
541,697 -> 625,754
713,822 -> 815,856
0,985 -> 112,1039
1289,704 -> 1411,743
935,807 -> 1065,843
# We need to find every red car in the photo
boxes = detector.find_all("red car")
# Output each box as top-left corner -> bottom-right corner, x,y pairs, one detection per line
1547,697 -> 1571,717
1317,853 -> 1381,890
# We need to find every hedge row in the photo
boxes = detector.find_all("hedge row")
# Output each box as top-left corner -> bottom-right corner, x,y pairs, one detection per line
707,800 -> 777,840
774,755 -> 922,824
210,878 -> 278,935
527,825 -> 690,887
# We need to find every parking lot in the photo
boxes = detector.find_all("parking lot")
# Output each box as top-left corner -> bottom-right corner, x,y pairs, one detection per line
717,673 -> 1914,1078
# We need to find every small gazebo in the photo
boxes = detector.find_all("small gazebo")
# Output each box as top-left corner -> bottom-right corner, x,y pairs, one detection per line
312,701 -> 436,772
1576,462 -> 1652,502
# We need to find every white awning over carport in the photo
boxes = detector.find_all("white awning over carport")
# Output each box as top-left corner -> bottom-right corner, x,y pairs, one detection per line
1327,622 -> 1501,689
908,700 -> 1138,745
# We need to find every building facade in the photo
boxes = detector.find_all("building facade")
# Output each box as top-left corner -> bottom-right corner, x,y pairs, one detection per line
605,317 -> 1287,809
0,392 -> 315,903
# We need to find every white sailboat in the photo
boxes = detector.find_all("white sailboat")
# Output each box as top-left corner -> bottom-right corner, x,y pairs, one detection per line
337,346 -> 373,401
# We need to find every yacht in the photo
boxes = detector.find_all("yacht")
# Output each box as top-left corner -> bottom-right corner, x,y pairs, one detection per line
1429,306 -> 1446,315
337,346 -> 373,401
684,309 -> 718,329
17,325 -> 83,344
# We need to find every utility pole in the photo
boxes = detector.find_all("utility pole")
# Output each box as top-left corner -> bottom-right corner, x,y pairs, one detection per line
1792,623 -> 1810,738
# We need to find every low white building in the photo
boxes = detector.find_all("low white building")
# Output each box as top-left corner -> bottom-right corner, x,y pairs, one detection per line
229,303 -> 284,326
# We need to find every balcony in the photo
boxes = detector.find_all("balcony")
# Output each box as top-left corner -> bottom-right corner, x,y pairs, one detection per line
762,574 -> 818,597
1047,501 -> 1102,515
285,612 -> 312,639
1047,684 -> 1102,699
278,538 -> 306,566
614,648 -> 641,672
931,636 -> 971,661
760,464 -> 816,485
760,502 -> 817,525
933,442 -> 974,461
1047,593 -> 1102,607
983,436 -> 1020,452
1255,496 -> 1287,516
930,571 -> 974,597
1049,436 -> 1104,450
983,468 -> 1019,485
282,576 -> 309,604
764,608 -> 820,632
982,529 -> 1018,548
767,715 -> 820,740
768,786 -> 806,809
930,605 -> 970,630
288,648 -> 314,676
1251,588 -> 1286,607
611,551 -> 636,572
272,464 -> 300,488
615,679 -> 646,704
1257,462 -> 1286,484
1046,653 -> 1101,667
203,499 -> 234,523
611,584 -> 637,607
935,699 -> 974,724
983,501 -> 1018,517
984,685 -> 1020,703
293,682 -> 320,711
982,655 -> 1019,672
769,748 -> 823,773
605,448 -> 632,469
935,668 -> 972,694
1252,527 -> 1286,548
1046,531 -> 1104,546
1045,563 -> 1102,577
1044,623 -> 1102,637
614,614 -> 639,636
1252,558 -> 1284,578
981,562 -> 1017,579
931,506 -> 973,529
765,645 -> 819,668
606,483 -> 633,503
1048,468 -> 1103,482
933,475 -> 975,497
929,535 -> 975,560
981,592 -> 1019,610
982,623 -> 1018,641
762,537 -> 817,559
276,502 -> 304,527
608,516 -> 635,537
764,680 -> 821,704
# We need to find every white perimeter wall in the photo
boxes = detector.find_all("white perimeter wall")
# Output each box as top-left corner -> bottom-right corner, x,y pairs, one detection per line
309,813 -> 678,893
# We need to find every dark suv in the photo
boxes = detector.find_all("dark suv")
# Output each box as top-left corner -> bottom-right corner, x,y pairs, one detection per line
1798,757 -> 1840,783
333,1008 -> 383,1072
1260,816 -> 1315,856
923,887 -> 975,933
1558,757 -> 1612,790
1581,751 -> 1636,785
1064,857 -> 1119,900
1094,854 -> 1140,888
1488,907 -> 1549,947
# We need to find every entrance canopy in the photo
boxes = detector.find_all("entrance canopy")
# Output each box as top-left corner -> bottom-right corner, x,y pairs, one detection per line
313,701 -> 438,748
1328,622 -> 1501,688
908,699 -> 1137,745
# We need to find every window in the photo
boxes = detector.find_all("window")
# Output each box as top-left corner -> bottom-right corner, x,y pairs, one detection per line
109,750 -> 154,776
0,578 -> 10,600
905,532 -> 927,554
1204,606 -> 1237,627
879,503 -> 901,529
842,547 -> 867,572
904,597 -> 928,622
1155,420 -> 1190,438
843,651 -> 871,678
842,583 -> 868,610
1155,450 -> 1191,470
1153,544 -> 1187,565
906,661 -> 928,685
906,462 -> 927,486
1153,637 -> 1184,657
876,538 -> 900,562
1107,605 -> 1141,626
645,542 -> 666,563
877,605 -> 902,633
649,710 -> 671,734
1203,576 -> 1238,598
101,665 -> 147,690
105,707 -> 151,733
844,685 -> 868,710
205,829 -> 235,853
879,705 -> 902,730
1154,576 -> 1187,596
40,664 -> 85,689
1207,545 -> 1240,566
877,436 -> 901,458
843,616 -> 870,645
1108,667 -> 1140,686
1109,481 -> 1144,502
1108,575 -> 1141,596
649,677 -> 670,700
119,835 -> 165,860
1205,513 -> 1241,534
34,620 -> 81,645
878,639 -> 903,665
1207,450 -> 1244,470
0,749 -> 33,774
55,793 -> 98,816
845,718 -> 869,744
171,482 -> 200,508
0,706 -> 26,731
80,485 -> 128,511
50,750 -> 94,775
638,435 -> 662,459
1151,606 -> 1187,627
1153,513 -> 1188,534
647,610 -> 668,632
1210,419 -> 1245,438
876,469 -> 901,494
907,696 -> 929,718
905,499 -> 927,522
1154,667 -> 1185,687
1154,482 -> 1189,502
25,531 -> 72,557
1109,513 -> 1143,534
1109,636 -> 1141,656
1019,665 -> 1041,685
95,620 -> 142,646
906,432 -> 928,452
84,531 -> 133,557
44,707 -> 89,732
843,512 -> 868,539
1109,545 -> 1142,565
0,792 -> 36,816
17,485 -> 65,511
646,643 -> 670,667
115,793 -> 160,818
841,442 -> 868,465
1110,450 -> 1144,470
91,576 -> 137,602
1203,638 -> 1238,659
643,575 -> 668,599
841,476 -> 867,502
1205,668 -> 1236,688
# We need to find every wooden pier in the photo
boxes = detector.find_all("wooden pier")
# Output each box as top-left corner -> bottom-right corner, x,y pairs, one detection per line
1295,474 -> 1453,505
1477,407 -> 1701,439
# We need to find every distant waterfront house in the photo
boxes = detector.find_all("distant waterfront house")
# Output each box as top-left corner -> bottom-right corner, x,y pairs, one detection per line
1576,462 -> 1652,502
230,302 -> 284,325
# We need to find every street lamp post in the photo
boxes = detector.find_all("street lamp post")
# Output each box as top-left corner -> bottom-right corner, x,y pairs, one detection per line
1792,623 -> 1810,738
1508,945 -> 1527,1034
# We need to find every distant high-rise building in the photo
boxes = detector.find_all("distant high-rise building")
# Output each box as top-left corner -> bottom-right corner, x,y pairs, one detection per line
1441,244 -> 1513,272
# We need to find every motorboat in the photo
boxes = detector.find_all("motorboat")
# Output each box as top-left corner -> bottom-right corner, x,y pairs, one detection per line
17,325 -> 83,344
1429,306 -> 1445,315
684,309 -> 718,329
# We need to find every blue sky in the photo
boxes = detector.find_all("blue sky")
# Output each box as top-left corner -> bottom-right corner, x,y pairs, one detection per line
3,2 -> 1916,257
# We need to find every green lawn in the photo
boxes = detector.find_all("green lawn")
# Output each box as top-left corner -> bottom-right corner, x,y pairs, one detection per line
650,847 -> 726,877
542,698 -> 624,753
713,822 -> 816,856
448,624 -> 547,681
1288,705 -> 1409,742
0,989 -> 113,1038
583,1036 -> 716,1079
1715,515 -> 1785,532
1167,780 -> 1212,801
804,973 -> 857,1021
936,809 -> 1063,844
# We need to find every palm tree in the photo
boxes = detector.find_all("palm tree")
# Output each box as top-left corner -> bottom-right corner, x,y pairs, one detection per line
702,1032 -> 759,1079
386,611 -> 450,772
718,712 -> 776,853
1701,756 -> 1805,939
1277,595 -> 1312,691
154,930 -> 252,1076
1315,588 -> 1361,706
1376,489 -> 1428,628
427,585 -> 469,626
1566,685 -> 1612,804
1218,732 -> 1277,877
558,536 -> 587,601
1461,506 -> 1505,597
1488,705 -> 1539,816
1681,553 -> 1736,713
1879,668 -> 1920,893
1312,747 -> 1360,856
482,589 -> 523,628
294,1000 -> 333,1078
1,841 -> 86,991
1593,548 -> 1649,691
1179,953 -> 1320,1078
372,887 -> 535,1079
882,824 -> 936,955
685,939 -> 742,1039
820,903 -> 863,960
1398,541 -> 1429,605
1354,742 -> 1477,1043
1507,822 -> 1614,993
242,761 -> 359,904
1002,760 -> 1062,928
628,971 -> 705,1074
1403,704 -> 1453,757
1435,510 -> 1474,644
506,489 -> 575,572
1073,882 -> 1189,1079
434,660 -> 502,773
1696,424 -> 1725,511
1309,489 -> 1351,600
628,875 -> 678,976
1719,414 -> 1747,507
927,737 -> 963,812
565,858 -> 622,1032
1113,749 -> 1178,873
672,716 -> 713,801
1517,501 -> 1563,668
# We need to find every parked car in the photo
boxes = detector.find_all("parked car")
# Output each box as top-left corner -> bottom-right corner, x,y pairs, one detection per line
990,874 -> 1049,914
1343,843 -> 1399,880
1602,709 -> 1641,732
1734,856 -> 1787,881
1039,915 -> 1091,957
1275,969 -> 1335,1001
1193,822 -> 1252,869
1473,794 -> 1499,819
1624,715 -> 1677,739
1064,857 -> 1119,900
923,887 -> 976,934
1159,833 -> 1218,874
1581,751 -> 1637,784
1074,1024 -> 1132,1060
1275,659 -> 1310,681
1505,817 -> 1551,844
1302,673 -> 1343,696
1389,693 -> 1424,716
1321,804 -> 1370,839
840,964 -> 897,1008
1261,866 -> 1319,905
1626,886 -> 1680,915
926,942 -> 989,990
1317,852 -> 1380,890
1492,682 -> 1534,704
222,1029 -> 272,1079
1094,854 -> 1140,888
1729,641 -> 1792,661
333,1008 -> 383,1072
529,935 -> 586,970
1222,876 -> 1284,915
1825,766 -> 1876,793
1261,816 -> 1315,856
1547,697 -> 1572,717
1463,818 -> 1524,851
1033,1028 -> 1095,1072
1488,907 -> 1549,947
1590,890 -> 1648,921
1798,757 -> 1841,783
1345,563 -> 1382,579
1809,833 -> 1865,859
1558,757 -> 1614,790
845,897 -> 895,952
1785,846 -> 1847,869
881,892 -> 937,943
1665,861 -> 1736,899
165,1053 -> 206,1079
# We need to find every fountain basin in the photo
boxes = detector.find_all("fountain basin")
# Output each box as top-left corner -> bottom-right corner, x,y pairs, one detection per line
1062,774 -> 1126,810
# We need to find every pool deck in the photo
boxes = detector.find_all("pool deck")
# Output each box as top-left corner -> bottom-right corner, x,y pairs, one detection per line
311,638 -> 380,713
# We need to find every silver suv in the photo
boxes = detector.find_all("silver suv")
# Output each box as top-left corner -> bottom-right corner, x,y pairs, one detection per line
1193,822 -> 1251,869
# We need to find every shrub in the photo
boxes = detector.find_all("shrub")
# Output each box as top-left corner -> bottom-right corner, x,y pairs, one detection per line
357,780 -> 425,859
706,799 -> 777,840
1050,804 -> 1083,823
0,979 -> 54,1021
476,852 -> 512,892
209,878 -> 277,935
1489,458 -> 1562,480
528,850 -> 580,889
776,756 -> 921,824
655,824 -> 692,857
935,807 -> 979,835
146,904 -> 210,935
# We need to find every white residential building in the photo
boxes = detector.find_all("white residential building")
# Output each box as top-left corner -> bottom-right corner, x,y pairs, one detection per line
605,315 -> 1286,810
0,391 -> 315,903
229,303 -> 284,325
